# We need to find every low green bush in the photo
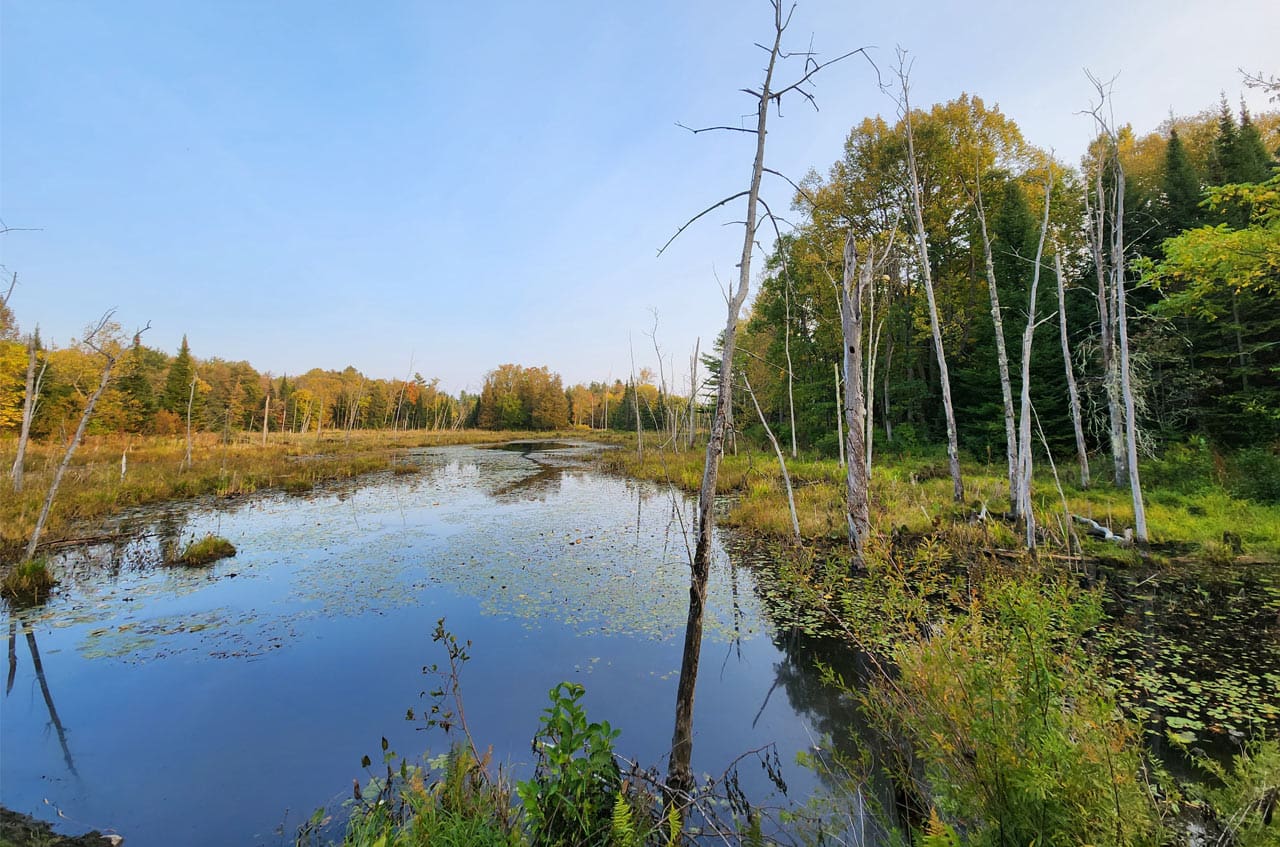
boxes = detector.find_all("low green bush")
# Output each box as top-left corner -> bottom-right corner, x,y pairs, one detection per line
859,577 -> 1168,847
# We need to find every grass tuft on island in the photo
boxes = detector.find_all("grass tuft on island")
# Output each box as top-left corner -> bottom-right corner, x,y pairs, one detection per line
169,534 -> 237,567
0,558 -> 56,606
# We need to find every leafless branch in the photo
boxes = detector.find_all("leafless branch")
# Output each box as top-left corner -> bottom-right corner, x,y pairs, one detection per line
769,47 -> 872,111
656,191 -> 750,256
2,272 -> 15,307
675,121 -> 757,135
762,167 -> 821,209
1240,68 -> 1280,101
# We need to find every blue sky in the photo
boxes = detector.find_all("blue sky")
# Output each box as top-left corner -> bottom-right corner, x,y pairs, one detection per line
2,0 -> 1277,394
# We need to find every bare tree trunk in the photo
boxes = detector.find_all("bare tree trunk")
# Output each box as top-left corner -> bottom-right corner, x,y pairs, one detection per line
784,279 -> 797,458
630,339 -> 643,460
1015,168 -> 1053,549
668,11 -> 778,797
974,182 -> 1019,512
262,394 -> 270,446
1111,164 -> 1149,542
1086,170 -> 1127,486
834,362 -> 845,468
11,333 -> 45,493
183,374 -> 196,470
26,357 -> 116,561
663,1 -> 859,795
883,338 -> 894,442
841,232 -> 872,563
899,61 -> 963,501
1055,252 -> 1090,488
743,372 -> 800,541
688,339 -> 700,450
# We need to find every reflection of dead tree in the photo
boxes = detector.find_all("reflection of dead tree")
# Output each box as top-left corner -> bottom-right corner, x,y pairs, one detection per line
6,618 -> 16,695
23,621 -> 78,776
659,0 -> 867,795
25,315 -> 148,561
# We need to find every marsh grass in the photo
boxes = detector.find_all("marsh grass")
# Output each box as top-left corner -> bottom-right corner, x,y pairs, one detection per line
0,557 -> 56,605
0,428 -> 607,559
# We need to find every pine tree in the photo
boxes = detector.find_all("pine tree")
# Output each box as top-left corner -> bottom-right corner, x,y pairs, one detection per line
161,335 -> 195,414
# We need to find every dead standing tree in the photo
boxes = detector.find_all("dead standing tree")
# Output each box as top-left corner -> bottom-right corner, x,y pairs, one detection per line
657,0 -> 865,794
1085,73 -> 1148,542
25,315 -> 149,561
893,54 -> 964,501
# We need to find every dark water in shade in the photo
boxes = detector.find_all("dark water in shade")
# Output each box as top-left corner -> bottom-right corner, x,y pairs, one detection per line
1,442 -> 864,846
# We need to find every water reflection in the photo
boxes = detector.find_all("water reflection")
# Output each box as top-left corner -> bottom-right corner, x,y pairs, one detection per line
1,442 -> 850,846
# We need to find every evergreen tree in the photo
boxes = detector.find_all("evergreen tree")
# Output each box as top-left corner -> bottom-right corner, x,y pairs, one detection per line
1235,106 -> 1276,183
1160,127 -> 1204,240
117,336 -> 158,432
161,335 -> 195,414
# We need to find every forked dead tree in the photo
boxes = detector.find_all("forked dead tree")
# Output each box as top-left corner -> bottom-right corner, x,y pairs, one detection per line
658,0 -> 866,794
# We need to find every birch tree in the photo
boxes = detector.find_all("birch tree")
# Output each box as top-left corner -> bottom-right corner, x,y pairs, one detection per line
658,0 -> 864,794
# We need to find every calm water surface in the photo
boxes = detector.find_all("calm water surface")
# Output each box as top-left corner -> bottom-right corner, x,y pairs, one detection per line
2,442 -> 855,845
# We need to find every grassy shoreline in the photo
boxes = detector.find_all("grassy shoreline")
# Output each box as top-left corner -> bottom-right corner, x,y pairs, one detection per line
598,441 -> 1280,561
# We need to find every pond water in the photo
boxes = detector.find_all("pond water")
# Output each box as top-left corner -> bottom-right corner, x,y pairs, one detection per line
1,442 -> 862,846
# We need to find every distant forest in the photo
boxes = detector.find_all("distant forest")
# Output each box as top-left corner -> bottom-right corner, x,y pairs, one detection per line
2,94 -> 1277,458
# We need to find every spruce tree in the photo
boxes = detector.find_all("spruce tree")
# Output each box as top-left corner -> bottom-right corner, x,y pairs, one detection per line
161,335 -> 195,414
117,337 -> 158,431
1160,127 -> 1204,239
